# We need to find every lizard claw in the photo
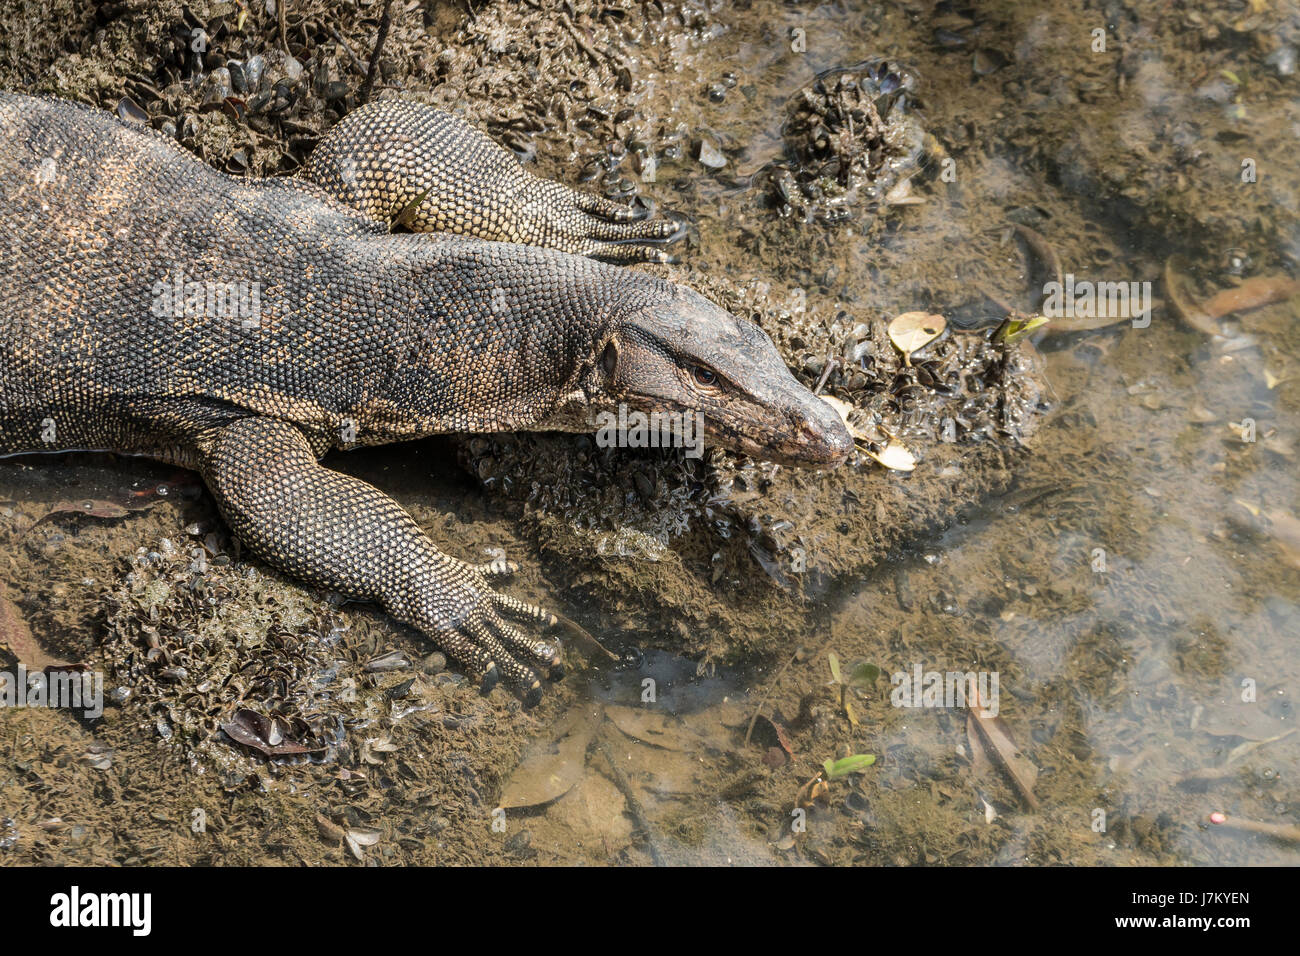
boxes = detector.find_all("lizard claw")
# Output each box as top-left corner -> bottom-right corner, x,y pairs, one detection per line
574,190 -> 649,223
528,181 -> 685,264
467,555 -> 519,578
417,569 -> 570,705
580,205 -> 687,265
522,681 -> 544,709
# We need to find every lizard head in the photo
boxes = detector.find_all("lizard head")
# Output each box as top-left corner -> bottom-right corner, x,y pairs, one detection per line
582,285 -> 853,468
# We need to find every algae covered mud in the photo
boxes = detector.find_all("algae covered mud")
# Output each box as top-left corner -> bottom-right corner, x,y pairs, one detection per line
0,0 -> 1296,870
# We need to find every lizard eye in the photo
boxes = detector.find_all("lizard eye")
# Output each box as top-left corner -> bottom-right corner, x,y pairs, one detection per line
691,365 -> 719,388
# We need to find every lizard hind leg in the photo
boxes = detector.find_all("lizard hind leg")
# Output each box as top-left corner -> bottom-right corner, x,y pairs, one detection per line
198,416 -> 561,704
298,97 -> 681,263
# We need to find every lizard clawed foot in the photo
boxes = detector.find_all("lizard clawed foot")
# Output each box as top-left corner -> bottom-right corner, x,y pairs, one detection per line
579,200 -> 687,265
495,605 -> 614,680
531,182 -> 685,264
419,566 -> 568,707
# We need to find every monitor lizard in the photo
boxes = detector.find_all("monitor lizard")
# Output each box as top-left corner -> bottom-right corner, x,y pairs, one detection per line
0,93 -> 852,704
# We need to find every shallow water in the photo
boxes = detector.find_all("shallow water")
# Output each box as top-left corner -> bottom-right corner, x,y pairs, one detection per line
1,0 -> 1297,866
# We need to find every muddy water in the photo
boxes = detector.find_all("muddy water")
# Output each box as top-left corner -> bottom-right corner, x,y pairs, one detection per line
2,0 -> 1298,866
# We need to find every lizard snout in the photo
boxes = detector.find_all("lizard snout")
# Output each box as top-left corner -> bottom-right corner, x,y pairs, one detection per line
786,396 -> 854,468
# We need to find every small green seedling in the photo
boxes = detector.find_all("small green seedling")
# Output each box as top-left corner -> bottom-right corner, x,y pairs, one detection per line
992,314 -> 1049,345
827,652 -> 880,726
823,754 -> 876,780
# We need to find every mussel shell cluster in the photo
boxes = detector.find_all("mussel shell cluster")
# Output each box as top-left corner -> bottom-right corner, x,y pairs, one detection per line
98,529 -> 447,779
767,59 -> 927,223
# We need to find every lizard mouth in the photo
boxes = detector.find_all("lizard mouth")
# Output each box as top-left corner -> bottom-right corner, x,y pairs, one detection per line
589,396 -> 851,468
704,409 -> 853,469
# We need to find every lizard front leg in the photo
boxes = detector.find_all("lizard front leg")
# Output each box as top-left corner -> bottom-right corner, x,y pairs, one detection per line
198,417 -> 561,704
299,98 -> 680,263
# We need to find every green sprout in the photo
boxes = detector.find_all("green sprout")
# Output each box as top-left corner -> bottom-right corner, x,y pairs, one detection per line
827,651 -> 879,726
992,314 -> 1049,345
823,754 -> 876,780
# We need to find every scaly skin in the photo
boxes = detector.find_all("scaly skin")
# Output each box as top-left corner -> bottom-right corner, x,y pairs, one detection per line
0,93 -> 851,704
299,98 -> 682,262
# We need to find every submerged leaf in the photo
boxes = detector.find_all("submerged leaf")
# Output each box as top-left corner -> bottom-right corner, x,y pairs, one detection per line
1164,256 -> 1223,336
604,704 -> 716,752
966,691 -> 1039,810
848,662 -> 881,687
0,581 -> 73,671
1200,274 -> 1300,319
18,499 -> 134,540
1264,509 -> 1300,570
498,707 -> 600,809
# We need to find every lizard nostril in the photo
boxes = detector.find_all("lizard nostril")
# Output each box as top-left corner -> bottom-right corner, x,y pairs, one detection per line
798,406 -> 853,465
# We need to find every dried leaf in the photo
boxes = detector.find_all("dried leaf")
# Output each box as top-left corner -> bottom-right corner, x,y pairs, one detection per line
750,713 -> 794,757
843,698 -> 859,728
820,396 -> 855,421
861,440 -> 917,472
966,691 -> 1039,810
888,312 -> 947,363
982,798 -> 997,824
795,774 -> 830,809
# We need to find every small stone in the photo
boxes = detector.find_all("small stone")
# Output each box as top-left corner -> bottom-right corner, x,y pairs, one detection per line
697,138 -> 726,169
